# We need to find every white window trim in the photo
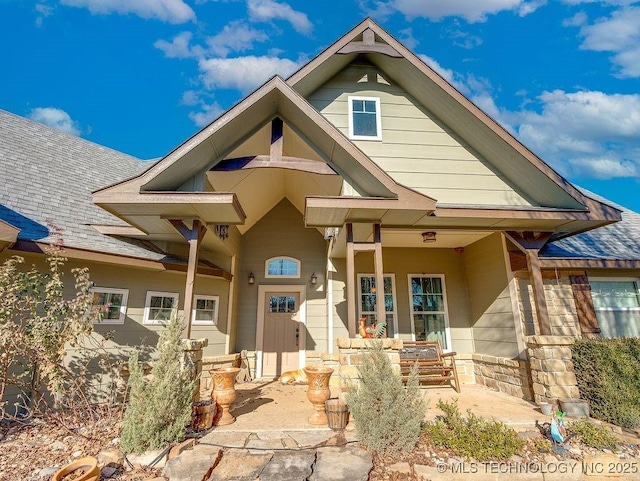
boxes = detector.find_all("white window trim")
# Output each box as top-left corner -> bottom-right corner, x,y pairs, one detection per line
143,291 -> 179,325
90,287 -> 128,325
264,256 -> 301,279
192,295 -> 220,326
407,274 -> 452,351
348,96 -> 382,141
357,273 -> 398,338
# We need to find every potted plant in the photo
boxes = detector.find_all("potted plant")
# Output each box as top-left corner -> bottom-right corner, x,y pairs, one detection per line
51,456 -> 100,481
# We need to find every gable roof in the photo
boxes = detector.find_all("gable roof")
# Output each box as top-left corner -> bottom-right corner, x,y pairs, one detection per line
287,18 -> 621,229
93,76 -> 437,233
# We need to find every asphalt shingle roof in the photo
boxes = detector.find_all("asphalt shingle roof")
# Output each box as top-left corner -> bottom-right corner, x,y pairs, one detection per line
0,109 -> 166,260
542,190 -> 640,261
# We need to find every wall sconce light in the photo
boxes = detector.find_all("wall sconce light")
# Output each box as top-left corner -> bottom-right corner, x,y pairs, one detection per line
310,273 -> 318,285
248,272 -> 255,285
214,224 -> 229,240
422,231 -> 437,243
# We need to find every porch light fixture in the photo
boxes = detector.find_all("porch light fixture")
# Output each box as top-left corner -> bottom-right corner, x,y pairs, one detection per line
422,231 -> 437,243
214,224 -> 229,241
310,273 -> 318,285
248,272 -> 255,285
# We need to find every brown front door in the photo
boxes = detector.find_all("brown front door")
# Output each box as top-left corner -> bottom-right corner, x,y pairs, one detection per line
262,292 -> 300,377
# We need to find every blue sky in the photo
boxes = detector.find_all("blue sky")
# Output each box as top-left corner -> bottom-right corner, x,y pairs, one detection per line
1,0 -> 640,212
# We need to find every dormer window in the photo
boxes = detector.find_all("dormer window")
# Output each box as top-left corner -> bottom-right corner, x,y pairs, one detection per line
348,96 -> 382,140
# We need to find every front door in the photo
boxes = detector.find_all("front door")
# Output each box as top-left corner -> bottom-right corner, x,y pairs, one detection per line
262,292 -> 300,377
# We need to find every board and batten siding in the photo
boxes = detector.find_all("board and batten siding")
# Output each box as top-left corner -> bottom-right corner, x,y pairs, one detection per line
235,199 -> 329,353
464,233 -> 520,358
307,64 -> 533,207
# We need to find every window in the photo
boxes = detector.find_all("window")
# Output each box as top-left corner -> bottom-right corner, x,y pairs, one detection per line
591,280 -> 640,338
90,287 -> 128,324
144,291 -> 178,325
192,295 -> 219,325
265,257 -> 300,278
348,96 -> 382,140
358,274 -> 397,336
409,275 -> 451,350
269,295 -> 297,313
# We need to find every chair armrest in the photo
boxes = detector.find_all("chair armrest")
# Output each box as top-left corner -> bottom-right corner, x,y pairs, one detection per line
441,352 -> 457,358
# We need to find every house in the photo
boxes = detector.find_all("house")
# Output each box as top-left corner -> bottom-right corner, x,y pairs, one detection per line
2,19 -> 639,401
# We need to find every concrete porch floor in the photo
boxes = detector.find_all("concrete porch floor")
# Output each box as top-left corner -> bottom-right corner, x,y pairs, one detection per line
211,380 -> 545,432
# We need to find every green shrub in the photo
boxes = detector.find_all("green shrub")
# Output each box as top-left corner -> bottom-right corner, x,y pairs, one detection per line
423,399 -> 525,461
344,340 -> 425,457
120,317 -> 195,454
568,418 -> 617,449
572,338 -> 640,428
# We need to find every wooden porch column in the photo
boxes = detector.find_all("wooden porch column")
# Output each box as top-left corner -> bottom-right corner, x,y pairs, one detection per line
346,223 -> 356,338
373,224 -> 386,332
169,219 -> 207,338
505,231 -> 553,336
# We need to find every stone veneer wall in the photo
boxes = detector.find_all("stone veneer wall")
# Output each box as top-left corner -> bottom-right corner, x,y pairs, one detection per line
526,335 -> 579,405
472,353 -> 533,400
517,275 -> 580,337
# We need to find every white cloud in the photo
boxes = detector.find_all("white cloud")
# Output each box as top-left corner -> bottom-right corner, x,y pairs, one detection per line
206,20 -> 269,57
154,31 -> 202,58
247,0 -> 313,34
515,90 -> 640,179
28,107 -> 81,136
390,0 -> 538,22
189,102 -> 225,127
577,6 -> 640,77
35,3 -> 55,27
60,0 -> 196,23
198,55 -> 300,92
562,11 -> 588,27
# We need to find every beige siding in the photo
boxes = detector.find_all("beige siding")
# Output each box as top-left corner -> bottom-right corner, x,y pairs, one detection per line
308,64 -> 533,207
465,233 -> 520,358
0,251 -> 231,358
332,247 -> 474,353
236,199 -> 329,353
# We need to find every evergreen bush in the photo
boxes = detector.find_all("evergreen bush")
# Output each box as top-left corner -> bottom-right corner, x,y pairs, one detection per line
344,340 -> 425,457
571,338 -> 640,428
567,418 -> 617,449
423,399 -> 525,461
120,317 -> 195,454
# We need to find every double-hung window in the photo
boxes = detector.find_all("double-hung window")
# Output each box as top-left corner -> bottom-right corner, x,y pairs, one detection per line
192,295 -> 219,325
590,279 -> 640,338
408,275 -> 451,350
348,96 -> 382,140
358,274 -> 397,337
144,291 -> 178,325
90,287 -> 128,324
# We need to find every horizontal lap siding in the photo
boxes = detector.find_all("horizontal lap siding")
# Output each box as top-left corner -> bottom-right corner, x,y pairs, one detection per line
309,65 -> 532,207
465,234 -> 519,358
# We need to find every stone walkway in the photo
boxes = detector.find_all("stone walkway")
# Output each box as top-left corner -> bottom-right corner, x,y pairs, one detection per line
163,429 -> 372,481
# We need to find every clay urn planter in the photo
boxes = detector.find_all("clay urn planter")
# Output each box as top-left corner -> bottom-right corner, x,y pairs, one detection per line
303,366 -> 334,425
51,456 -> 100,481
210,367 -> 241,425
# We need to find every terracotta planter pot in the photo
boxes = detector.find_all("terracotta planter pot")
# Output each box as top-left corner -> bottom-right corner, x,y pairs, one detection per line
211,367 -> 241,425
51,456 -> 100,481
303,366 -> 334,425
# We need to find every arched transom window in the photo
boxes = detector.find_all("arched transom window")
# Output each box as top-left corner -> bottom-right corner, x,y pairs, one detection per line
265,256 -> 300,278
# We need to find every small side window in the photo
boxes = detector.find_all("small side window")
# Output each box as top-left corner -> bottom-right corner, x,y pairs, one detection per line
192,295 -> 219,325
348,96 -> 382,140
144,291 -> 178,325
90,287 -> 128,324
